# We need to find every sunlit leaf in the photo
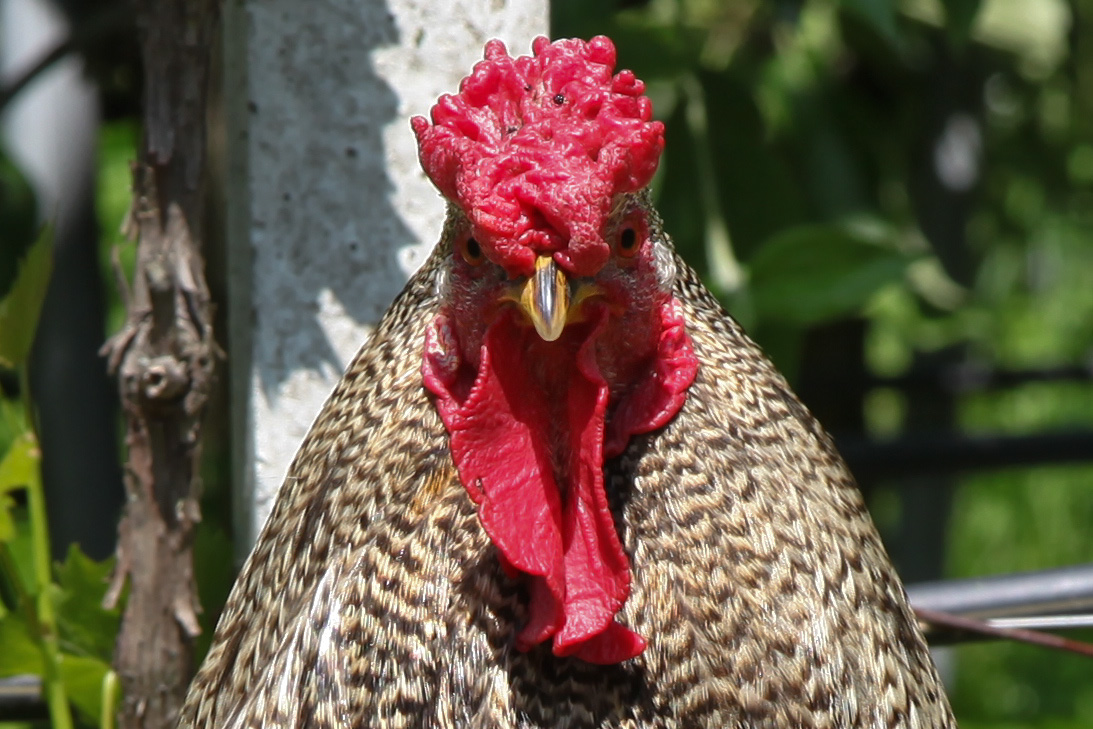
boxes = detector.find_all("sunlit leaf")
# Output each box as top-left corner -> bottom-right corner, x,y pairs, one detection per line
58,652 -> 111,724
55,546 -> 121,664
0,433 -> 38,497
747,224 -> 911,325
0,224 -> 53,368
0,397 -> 26,466
0,615 -> 43,676
0,495 -> 14,543
3,505 -> 34,597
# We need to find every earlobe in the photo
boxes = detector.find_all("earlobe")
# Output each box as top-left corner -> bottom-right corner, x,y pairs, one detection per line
434,265 -> 451,301
652,240 -> 677,292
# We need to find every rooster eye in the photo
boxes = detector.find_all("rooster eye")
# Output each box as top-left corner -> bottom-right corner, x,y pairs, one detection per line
459,237 -> 485,266
617,227 -> 640,258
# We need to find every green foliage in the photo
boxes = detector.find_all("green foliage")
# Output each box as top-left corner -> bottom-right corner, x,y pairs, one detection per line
840,0 -> 899,45
96,121 -> 139,337
54,547 -> 123,665
945,0 -> 984,46
0,549 -> 120,725
0,226 -> 52,369
0,152 -> 38,298
559,0 -> 930,357
0,435 -> 37,545
0,232 -> 119,728
0,615 -> 42,674
746,223 -> 910,325
57,654 -> 112,726
699,69 -> 807,261
191,525 -> 234,660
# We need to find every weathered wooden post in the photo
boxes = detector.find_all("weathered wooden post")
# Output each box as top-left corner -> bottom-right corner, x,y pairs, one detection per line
102,2 -> 219,727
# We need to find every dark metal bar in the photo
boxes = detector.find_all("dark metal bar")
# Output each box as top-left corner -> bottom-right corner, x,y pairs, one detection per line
868,359 -> 1093,395
838,430 -> 1093,480
0,675 -> 46,721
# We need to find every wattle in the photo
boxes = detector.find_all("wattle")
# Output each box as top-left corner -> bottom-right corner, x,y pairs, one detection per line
422,301 -> 696,664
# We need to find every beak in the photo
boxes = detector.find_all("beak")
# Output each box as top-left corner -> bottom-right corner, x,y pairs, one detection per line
519,256 -> 570,342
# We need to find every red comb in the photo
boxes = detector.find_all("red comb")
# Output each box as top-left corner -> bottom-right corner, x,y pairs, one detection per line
412,36 -> 664,277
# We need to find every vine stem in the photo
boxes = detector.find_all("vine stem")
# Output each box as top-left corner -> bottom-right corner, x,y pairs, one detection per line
102,670 -> 120,729
21,364 -> 73,729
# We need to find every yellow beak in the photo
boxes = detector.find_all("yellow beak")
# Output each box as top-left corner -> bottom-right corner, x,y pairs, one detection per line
519,256 -> 570,342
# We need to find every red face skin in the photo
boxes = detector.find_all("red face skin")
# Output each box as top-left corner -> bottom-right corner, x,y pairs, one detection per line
416,36 -> 697,664
440,208 -> 663,402
423,204 -> 696,664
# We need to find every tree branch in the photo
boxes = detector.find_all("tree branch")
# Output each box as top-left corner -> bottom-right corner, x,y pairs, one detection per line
915,607 -> 1093,658
101,2 -> 219,728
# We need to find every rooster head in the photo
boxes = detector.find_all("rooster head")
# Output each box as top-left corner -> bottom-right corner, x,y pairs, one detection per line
415,36 -> 697,664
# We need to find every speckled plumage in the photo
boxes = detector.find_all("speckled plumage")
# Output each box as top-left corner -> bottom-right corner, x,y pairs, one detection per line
177,200 -> 957,729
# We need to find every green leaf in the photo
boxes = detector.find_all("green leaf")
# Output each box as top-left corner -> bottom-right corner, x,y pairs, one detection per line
603,20 -> 707,84
58,653 -> 110,724
0,615 -> 43,676
55,546 -> 121,664
193,525 -> 233,661
840,0 -> 900,45
0,224 -> 53,369
0,152 -> 39,298
0,416 -> 26,543
0,397 -> 27,474
654,93 -> 708,275
1,505 -> 34,594
0,495 -> 14,543
0,433 -> 38,497
0,540 -> 24,612
747,224 -> 911,325
946,0 -> 983,47
552,3 -> 705,83
699,70 -> 807,261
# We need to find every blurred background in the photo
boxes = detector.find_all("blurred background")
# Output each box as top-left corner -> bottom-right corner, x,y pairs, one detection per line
2,0 -> 1092,727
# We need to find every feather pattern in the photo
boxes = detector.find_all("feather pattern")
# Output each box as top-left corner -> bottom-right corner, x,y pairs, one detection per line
177,199 -> 956,728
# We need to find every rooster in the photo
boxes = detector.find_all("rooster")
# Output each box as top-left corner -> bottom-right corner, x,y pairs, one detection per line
178,36 -> 956,728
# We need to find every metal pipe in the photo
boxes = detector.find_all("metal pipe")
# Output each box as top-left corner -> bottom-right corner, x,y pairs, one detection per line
907,564 -> 1093,619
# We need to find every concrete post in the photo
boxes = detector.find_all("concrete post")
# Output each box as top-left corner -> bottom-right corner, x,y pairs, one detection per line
223,0 -> 547,557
